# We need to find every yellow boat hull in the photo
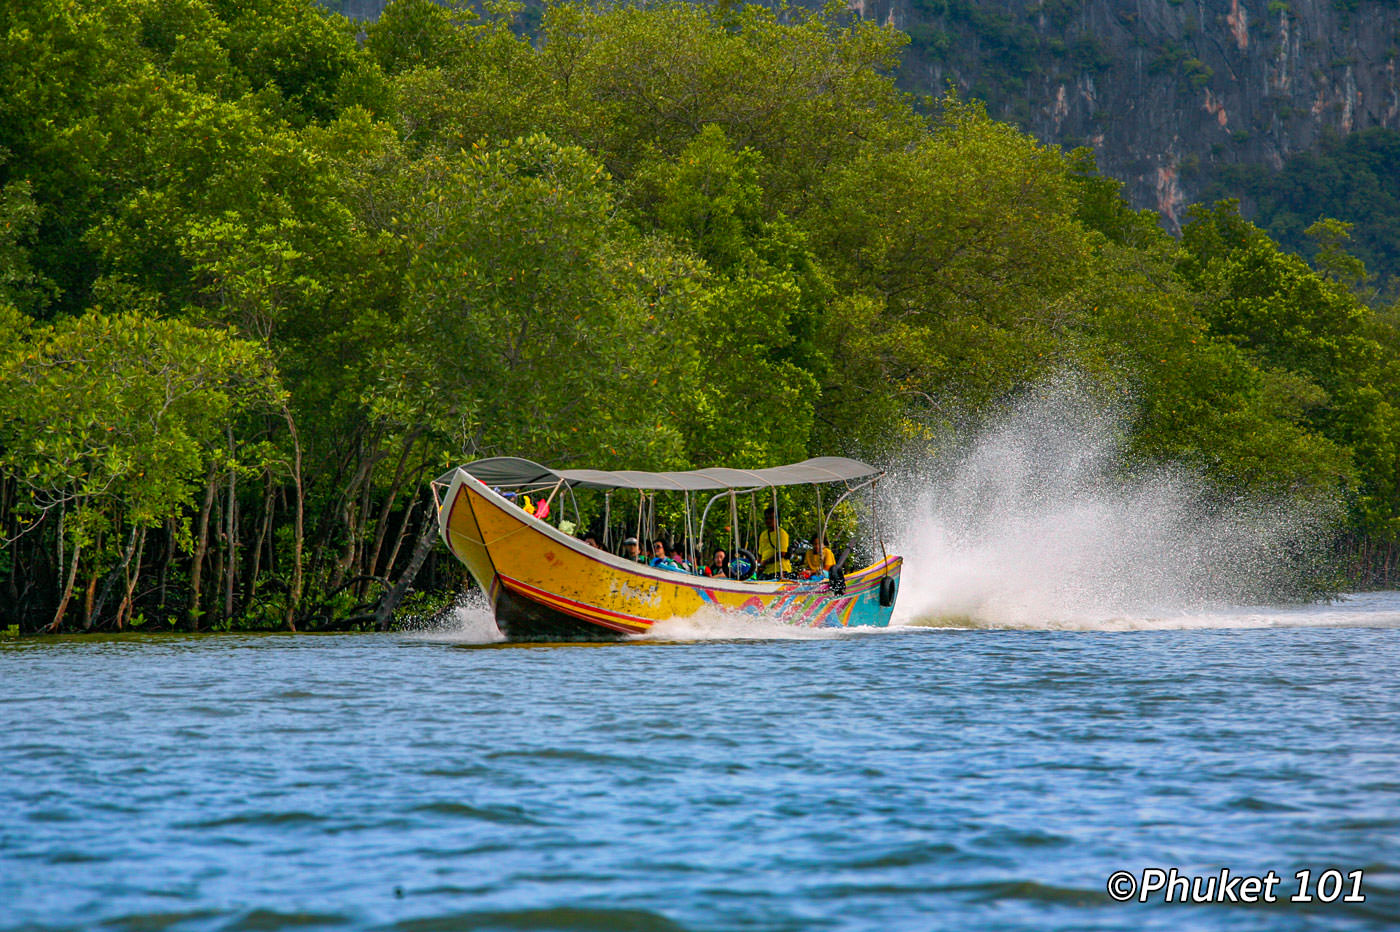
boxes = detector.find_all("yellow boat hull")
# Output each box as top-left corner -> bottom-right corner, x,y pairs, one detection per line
436,469 -> 902,641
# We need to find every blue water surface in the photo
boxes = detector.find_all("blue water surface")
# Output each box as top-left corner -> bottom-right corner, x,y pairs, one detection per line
2,617 -> 1398,931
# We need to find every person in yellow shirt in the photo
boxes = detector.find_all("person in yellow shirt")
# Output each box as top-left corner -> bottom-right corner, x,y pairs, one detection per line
804,534 -> 835,576
757,506 -> 791,577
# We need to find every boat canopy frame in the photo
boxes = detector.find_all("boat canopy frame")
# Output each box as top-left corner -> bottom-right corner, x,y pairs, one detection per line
436,456 -> 883,493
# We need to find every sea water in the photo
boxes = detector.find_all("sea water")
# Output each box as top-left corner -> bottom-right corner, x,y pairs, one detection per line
2,603 -> 1398,932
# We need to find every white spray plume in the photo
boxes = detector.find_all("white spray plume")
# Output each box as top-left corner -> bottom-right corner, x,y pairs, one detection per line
886,377 -> 1338,628
405,589 -> 505,644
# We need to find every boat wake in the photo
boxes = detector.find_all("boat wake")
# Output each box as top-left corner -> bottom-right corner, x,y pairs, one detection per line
897,591 -> 1400,630
885,378 -> 1348,632
406,593 -> 873,645
405,591 -> 506,645
639,609 -> 878,641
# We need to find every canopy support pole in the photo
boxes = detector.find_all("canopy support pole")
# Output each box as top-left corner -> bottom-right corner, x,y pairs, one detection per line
697,485 -> 763,566
873,479 -> 888,574
683,490 -> 695,571
544,478 -> 565,516
771,485 -> 781,577
567,482 -> 581,534
823,477 -> 879,538
730,491 -> 739,571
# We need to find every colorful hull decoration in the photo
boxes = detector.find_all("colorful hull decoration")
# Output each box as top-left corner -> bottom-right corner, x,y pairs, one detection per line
435,469 -> 902,641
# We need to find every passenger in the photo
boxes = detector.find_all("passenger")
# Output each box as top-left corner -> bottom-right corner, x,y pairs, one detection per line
649,539 -> 680,570
804,534 -> 835,577
706,549 -> 729,578
620,537 -> 645,563
582,535 -> 600,549
668,546 -> 692,573
757,506 -> 791,577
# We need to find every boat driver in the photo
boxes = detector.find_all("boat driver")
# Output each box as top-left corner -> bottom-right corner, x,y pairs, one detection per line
757,506 -> 792,577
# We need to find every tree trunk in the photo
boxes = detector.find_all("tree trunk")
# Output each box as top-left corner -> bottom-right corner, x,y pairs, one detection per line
188,464 -> 220,630
224,435 -> 237,624
47,540 -> 81,634
82,570 -> 98,628
383,498 -> 420,578
117,526 -> 147,630
330,498 -> 357,594
366,431 -> 419,585
87,561 -> 126,630
374,492 -> 438,631
312,427 -> 382,597
158,517 -> 175,615
211,495 -> 225,626
284,407 -> 305,632
248,471 -> 274,604
329,437 -> 380,594
352,459 -> 375,592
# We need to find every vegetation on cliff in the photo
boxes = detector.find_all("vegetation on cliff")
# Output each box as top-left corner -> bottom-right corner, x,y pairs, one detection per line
1205,128 -> 1400,298
2,0 -> 1398,633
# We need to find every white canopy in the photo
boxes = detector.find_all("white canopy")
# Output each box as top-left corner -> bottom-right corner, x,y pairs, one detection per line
439,456 -> 882,492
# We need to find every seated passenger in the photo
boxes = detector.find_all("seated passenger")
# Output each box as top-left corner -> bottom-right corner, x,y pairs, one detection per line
649,539 -> 680,570
705,549 -> 729,578
804,534 -> 835,578
757,506 -> 791,577
668,546 -> 693,573
620,537 -> 645,563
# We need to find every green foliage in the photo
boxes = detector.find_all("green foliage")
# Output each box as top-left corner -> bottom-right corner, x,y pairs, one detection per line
365,0 -> 475,75
1180,202 -> 1400,535
387,134 -> 691,466
1183,57 -> 1213,89
0,308 -> 281,547
0,177 -> 52,314
538,1 -> 922,204
808,94 -> 1093,451
1205,128 -> 1400,298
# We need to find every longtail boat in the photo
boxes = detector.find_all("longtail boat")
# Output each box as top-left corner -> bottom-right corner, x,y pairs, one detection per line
432,457 -> 902,641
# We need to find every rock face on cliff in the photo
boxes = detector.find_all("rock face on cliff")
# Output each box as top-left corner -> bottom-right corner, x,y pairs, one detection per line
880,0 -> 1400,229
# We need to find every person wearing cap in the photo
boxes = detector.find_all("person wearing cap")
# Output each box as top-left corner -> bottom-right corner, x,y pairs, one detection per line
620,537 -> 645,563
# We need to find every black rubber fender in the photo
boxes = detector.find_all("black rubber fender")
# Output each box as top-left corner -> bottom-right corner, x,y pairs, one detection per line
878,576 -> 897,607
